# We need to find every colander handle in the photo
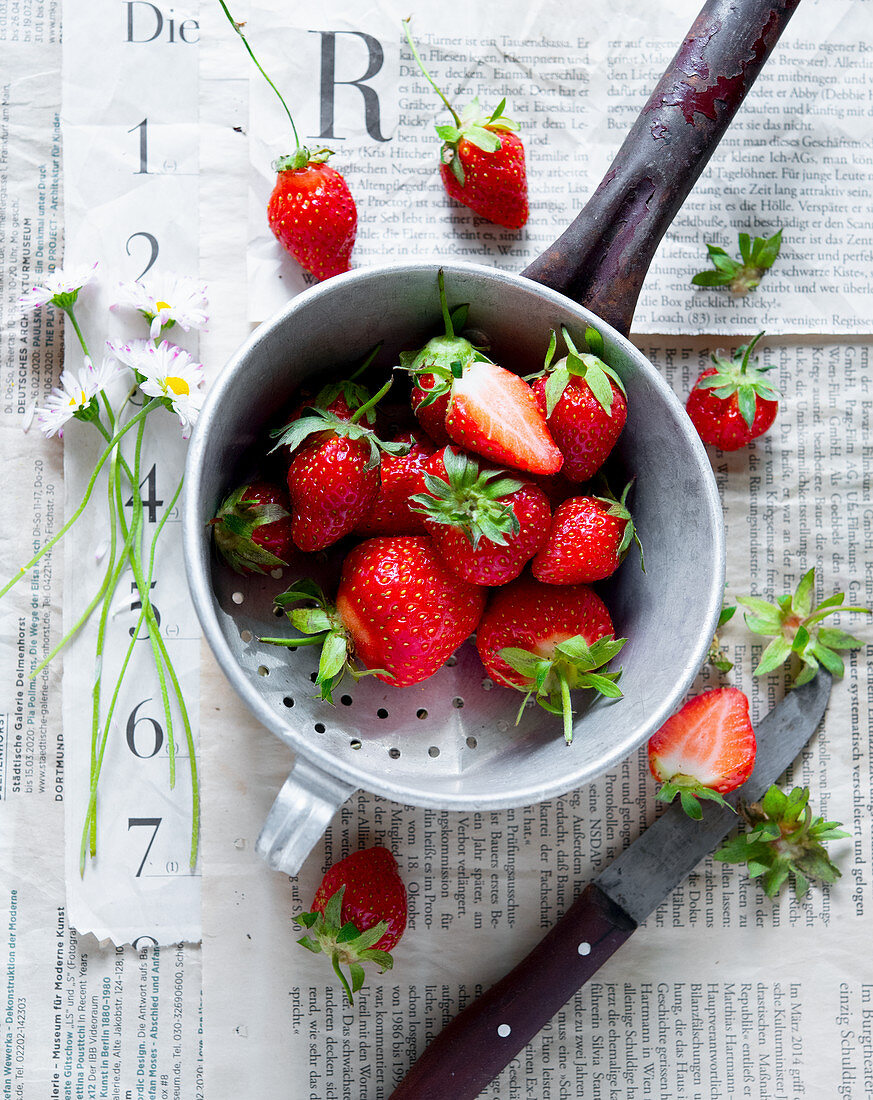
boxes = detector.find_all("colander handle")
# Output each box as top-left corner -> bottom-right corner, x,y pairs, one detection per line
522,0 -> 800,335
255,757 -> 355,875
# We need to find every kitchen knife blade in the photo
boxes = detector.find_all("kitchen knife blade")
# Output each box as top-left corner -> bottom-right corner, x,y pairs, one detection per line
388,671 -> 832,1100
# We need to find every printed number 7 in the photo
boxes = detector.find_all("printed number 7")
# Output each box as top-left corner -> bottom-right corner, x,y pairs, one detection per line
128,817 -> 161,877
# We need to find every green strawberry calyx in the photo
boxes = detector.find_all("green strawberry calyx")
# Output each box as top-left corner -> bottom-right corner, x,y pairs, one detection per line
714,785 -> 849,899
270,377 -> 409,468
274,146 -> 334,172
655,777 -> 736,820
738,566 -> 870,687
399,269 -> 490,408
591,478 -> 645,574
498,634 -> 626,745
209,485 -> 290,574
691,228 -> 783,295
410,446 -> 525,549
531,325 -> 625,419
402,19 -> 518,188
707,601 -> 737,674
295,885 -> 393,1005
260,579 -> 391,702
695,332 -> 780,431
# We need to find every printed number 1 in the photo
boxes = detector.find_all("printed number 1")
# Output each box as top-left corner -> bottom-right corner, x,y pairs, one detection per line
129,118 -> 149,174
128,817 -> 161,877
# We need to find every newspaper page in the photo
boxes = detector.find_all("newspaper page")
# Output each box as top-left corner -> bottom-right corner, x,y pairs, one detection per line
0,4 -> 203,1097
243,0 -> 873,336
199,0 -> 873,1096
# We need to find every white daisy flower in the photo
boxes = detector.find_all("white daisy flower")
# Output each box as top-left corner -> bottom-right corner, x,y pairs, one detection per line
112,273 -> 209,340
19,262 -> 99,314
112,339 -> 205,436
34,355 -> 124,439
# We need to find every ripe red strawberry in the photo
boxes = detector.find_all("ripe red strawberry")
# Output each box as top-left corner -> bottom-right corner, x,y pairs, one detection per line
531,326 -> 627,482
267,155 -> 357,281
532,483 -> 643,585
409,374 -> 451,446
268,536 -> 485,694
686,333 -> 779,451
412,446 -> 550,585
647,687 -> 757,819
404,21 -> 528,228
354,431 -> 436,536
476,576 -> 625,744
273,379 -> 407,551
220,4 -> 356,281
295,846 -> 407,1005
210,480 -> 294,574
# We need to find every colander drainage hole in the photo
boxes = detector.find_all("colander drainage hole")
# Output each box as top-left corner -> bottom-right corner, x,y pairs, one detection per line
257,665 -> 269,677
231,591 -> 244,605
377,708 -> 389,719
445,654 -> 458,667
270,568 -> 284,580
452,696 -> 464,708
416,709 -> 428,720
350,739 -> 362,750
340,695 -> 353,706
239,629 -> 253,643
283,696 -> 294,708
466,736 -> 478,749
272,605 -> 284,618
427,746 -> 440,758
482,677 -> 493,691
388,748 -> 401,759
314,723 -> 325,733
309,672 -> 318,684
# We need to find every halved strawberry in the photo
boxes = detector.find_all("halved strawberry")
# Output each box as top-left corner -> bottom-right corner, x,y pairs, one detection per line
647,687 -> 757,819
532,482 -> 643,585
412,445 -> 550,586
476,576 -> 625,744
264,536 -> 485,694
530,326 -> 627,482
446,360 -> 563,476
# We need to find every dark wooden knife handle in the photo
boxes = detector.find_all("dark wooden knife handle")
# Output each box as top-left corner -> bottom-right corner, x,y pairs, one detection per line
388,883 -> 636,1100
522,0 -> 801,334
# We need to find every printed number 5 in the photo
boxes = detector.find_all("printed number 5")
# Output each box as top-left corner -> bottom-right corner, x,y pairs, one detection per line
128,817 -> 161,877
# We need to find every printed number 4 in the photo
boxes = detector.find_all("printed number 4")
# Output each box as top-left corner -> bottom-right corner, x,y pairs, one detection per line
126,464 -> 163,523
128,817 -> 161,877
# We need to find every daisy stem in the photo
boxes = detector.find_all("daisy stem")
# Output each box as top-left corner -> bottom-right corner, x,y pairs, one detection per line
0,401 -> 159,601
218,0 -> 301,148
64,304 -> 91,361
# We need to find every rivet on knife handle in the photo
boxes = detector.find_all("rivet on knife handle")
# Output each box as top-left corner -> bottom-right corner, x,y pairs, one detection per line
387,883 -> 635,1100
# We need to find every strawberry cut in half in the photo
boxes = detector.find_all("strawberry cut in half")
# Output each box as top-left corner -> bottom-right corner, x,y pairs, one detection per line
647,687 -> 757,819
686,332 -> 779,451
295,846 -> 407,1005
530,326 -> 627,482
404,21 -> 528,229
263,536 -> 485,695
411,445 -> 551,586
532,481 -> 644,585
476,576 -> 625,744
210,480 -> 294,574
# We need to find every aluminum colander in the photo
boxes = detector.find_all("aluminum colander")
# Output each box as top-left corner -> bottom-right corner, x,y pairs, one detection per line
183,0 -> 796,874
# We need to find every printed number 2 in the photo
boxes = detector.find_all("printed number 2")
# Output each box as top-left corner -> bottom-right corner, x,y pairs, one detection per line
128,817 -> 161,877
129,118 -> 149,174
126,231 -> 159,280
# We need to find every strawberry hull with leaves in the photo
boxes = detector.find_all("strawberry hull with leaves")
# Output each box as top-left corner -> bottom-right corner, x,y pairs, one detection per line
296,846 -> 407,1004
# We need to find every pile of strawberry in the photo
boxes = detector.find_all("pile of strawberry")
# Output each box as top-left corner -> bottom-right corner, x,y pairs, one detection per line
211,274 -> 643,744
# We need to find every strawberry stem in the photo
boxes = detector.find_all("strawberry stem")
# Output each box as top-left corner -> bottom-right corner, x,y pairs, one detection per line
558,671 -> 573,745
350,376 -> 393,424
402,19 -> 461,127
438,269 -> 454,338
218,0 -> 301,149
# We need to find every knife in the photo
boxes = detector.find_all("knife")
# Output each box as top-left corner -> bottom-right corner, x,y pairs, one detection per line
388,671 -> 832,1100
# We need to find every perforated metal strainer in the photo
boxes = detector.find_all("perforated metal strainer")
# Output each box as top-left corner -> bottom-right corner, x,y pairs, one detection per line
183,0 -> 795,874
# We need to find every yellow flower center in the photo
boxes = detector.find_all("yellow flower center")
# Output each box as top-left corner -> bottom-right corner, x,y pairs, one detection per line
155,300 -> 172,311
165,375 -> 190,397
69,390 -> 87,407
